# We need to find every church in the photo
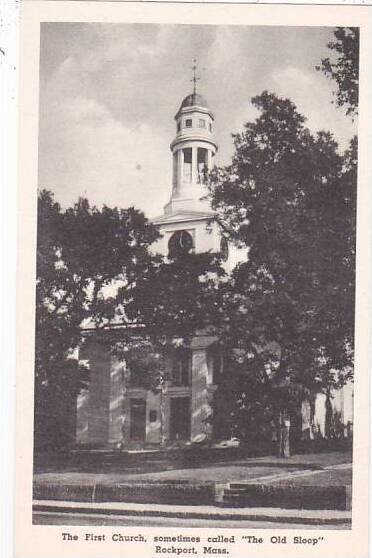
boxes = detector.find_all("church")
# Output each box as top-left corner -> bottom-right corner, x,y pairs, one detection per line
76,88 -> 231,448
76,86 -> 353,450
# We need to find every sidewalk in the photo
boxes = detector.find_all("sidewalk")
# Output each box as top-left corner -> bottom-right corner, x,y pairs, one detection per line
33,499 -> 351,526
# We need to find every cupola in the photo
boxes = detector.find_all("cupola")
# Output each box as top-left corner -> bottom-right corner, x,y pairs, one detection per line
163,65 -> 218,215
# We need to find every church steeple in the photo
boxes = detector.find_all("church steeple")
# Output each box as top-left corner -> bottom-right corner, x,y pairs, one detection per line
152,77 -> 227,261
163,68 -> 218,215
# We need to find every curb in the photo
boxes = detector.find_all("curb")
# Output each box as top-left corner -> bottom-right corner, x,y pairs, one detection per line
33,502 -> 351,526
33,479 -> 351,511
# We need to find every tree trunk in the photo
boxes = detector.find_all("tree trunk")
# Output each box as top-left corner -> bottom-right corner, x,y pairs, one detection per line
325,391 -> 333,439
277,409 -> 291,458
160,376 -> 166,446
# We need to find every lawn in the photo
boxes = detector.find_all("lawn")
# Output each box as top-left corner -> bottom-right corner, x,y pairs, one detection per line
34,450 -> 352,486
271,468 -> 352,487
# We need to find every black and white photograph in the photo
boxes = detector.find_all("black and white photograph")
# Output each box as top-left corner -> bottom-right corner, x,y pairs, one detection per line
31,20 -> 359,531
11,4 -> 371,556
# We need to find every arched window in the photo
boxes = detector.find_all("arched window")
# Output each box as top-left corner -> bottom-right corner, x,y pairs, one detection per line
168,230 -> 193,258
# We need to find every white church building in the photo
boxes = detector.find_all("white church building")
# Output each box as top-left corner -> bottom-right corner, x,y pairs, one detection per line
76,89 -> 353,449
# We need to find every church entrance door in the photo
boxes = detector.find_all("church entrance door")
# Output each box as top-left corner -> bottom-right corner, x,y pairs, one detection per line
130,398 -> 146,440
170,397 -> 190,441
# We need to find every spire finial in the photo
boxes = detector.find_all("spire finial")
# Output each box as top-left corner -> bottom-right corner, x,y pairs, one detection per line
191,58 -> 200,95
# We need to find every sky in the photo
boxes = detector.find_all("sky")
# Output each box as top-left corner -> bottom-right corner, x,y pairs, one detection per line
38,23 -> 357,218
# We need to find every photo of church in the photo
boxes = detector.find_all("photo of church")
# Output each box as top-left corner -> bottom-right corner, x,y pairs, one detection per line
77,86 -> 227,448
33,21 -> 357,527
76,86 -> 353,450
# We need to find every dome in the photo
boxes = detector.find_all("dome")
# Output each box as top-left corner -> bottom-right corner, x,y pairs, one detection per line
179,92 -> 209,110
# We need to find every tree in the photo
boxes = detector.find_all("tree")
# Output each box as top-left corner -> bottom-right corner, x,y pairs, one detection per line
35,190 -> 159,450
208,92 -> 356,456
35,190 -> 225,450
317,27 -> 359,117
128,250 -> 225,339
110,249 -> 225,406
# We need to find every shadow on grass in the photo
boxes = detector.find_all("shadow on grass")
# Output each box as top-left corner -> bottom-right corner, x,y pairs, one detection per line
34,449 -> 339,477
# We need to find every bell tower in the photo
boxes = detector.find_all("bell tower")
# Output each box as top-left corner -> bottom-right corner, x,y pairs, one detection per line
164,62 -> 218,215
152,62 -> 225,258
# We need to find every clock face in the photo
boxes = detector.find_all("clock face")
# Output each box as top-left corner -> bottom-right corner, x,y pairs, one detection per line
168,230 -> 193,257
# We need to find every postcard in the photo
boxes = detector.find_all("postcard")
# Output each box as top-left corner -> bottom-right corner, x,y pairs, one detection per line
15,2 -> 371,557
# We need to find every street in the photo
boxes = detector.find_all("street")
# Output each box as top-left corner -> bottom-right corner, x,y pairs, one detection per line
33,511 -> 350,530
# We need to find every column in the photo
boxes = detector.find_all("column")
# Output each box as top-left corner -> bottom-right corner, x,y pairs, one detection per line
121,380 -> 131,446
176,149 -> 183,196
76,389 -> 89,444
108,356 -> 125,446
190,348 -> 210,442
84,341 -> 111,446
192,146 -> 198,184
172,152 -> 178,195
207,149 -> 212,171
162,390 -> 171,444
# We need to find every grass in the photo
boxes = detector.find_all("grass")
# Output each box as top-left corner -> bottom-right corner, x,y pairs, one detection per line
271,468 -> 352,487
34,450 -> 352,486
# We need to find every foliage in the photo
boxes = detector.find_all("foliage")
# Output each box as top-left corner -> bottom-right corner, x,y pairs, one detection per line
107,249 -> 226,393
317,27 -> 359,116
35,190 -> 159,449
35,191 -> 225,448
126,250 -> 225,339
208,92 -> 356,452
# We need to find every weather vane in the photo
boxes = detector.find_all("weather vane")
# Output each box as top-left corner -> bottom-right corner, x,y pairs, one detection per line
191,58 -> 200,95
